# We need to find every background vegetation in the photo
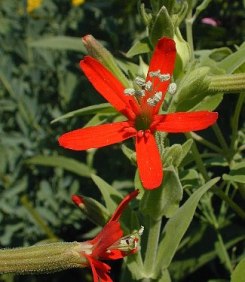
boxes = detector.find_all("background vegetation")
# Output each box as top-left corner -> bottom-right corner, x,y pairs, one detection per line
0,0 -> 244,281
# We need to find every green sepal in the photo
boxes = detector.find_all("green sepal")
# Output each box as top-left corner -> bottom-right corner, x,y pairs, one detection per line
149,5 -> 174,46
174,28 -> 191,76
140,166 -> 183,220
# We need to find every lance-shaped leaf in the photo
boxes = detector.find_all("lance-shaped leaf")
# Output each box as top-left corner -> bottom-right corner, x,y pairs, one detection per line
154,177 -> 220,277
26,155 -> 93,177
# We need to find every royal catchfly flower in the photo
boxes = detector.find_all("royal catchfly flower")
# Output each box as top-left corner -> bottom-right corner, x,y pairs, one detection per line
72,190 -> 142,282
59,37 -> 218,189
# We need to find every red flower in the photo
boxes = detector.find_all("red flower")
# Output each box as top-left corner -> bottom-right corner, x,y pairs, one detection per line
72,190 -> 140,282
59,37 -> 218,189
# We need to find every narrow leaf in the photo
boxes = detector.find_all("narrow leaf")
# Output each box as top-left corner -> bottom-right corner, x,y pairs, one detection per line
28,36 -> 86,52
155,177 -> 220,275
51,103 -> 115,124
26,155 -> 93,177
91,174 -> 122,213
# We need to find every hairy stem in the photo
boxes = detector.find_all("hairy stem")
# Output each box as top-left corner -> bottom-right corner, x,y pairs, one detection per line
0,242 -> 85,274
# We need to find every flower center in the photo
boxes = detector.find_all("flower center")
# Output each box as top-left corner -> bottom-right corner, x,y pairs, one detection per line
135,113 -> 152,131
123,70 -> 174,107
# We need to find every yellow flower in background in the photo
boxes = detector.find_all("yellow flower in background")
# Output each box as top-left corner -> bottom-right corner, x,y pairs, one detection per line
71,0 -> 85,7
27,0 -> 42,13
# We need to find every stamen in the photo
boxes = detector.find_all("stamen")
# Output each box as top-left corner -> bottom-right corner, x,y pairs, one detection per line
107,226 -> 144,252
158,73 -> 170,82
145,81 -> 152,91
135,90 -> 146,97
135,76 -> 146,87
147,97 -> 156,106
138,226 -> 144,236
124,88 -> 135,96
149,70 -> 160,77
146,91 -> 162,107
153,91 -> 162,102
168,82 -> 177,95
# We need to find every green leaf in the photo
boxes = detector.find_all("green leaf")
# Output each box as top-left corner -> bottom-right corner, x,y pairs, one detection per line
126,38 -> 151,57
51,103 -> 115,124
125,253 -> 145,280
28,36 -> 86,52
155,177 -> 220,275
217,44 -> 245,74
121,144 -> 136,163
231,258 -> 245,282
191,93 -> 224,111
91,174 -> 123,213
140,167 -> 183,219
222,162 -> 245,184
26,155 -> 93,177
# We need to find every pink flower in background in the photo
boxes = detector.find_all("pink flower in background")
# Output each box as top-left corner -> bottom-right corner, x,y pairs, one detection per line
201,17 -> 220,27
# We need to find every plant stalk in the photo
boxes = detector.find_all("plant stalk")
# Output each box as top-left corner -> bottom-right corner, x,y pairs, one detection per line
143,218 -> 162,279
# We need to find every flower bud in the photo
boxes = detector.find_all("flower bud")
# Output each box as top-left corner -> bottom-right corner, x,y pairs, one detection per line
72,195 -> 110,226
82,35 -> 129,87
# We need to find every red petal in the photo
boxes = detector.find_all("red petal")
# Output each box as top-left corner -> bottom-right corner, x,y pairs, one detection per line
80,56 -> 139,119
86,255 -> 112,282
154,112 -> 218,132
58,121 -> 136,150
109,190 -> 139,222
91,221 -> 123,258
101,249 -> 125,260
143,37 -> 176,113
136,132 -> 163,189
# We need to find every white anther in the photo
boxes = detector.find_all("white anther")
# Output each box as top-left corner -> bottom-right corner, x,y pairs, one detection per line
138,226 -> 144,236
153,91 -> 162,102
168,83 -> 177,95
135,90 -> 146,97
158,73 -> 170,82
124,88 -> 135,96
135,76 -> 146,87
144,81 -> 153,91
149,70 -> 160,77
147,97 -> 157,106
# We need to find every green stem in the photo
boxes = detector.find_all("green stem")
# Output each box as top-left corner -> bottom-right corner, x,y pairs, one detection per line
143,218 -> 162,278
21,195 -> 58,240
0,242 -> 84,274
186,134 -> 245,219
230,93 -> 245,152
189,132 -> 223,154
185,9 -> 194,61
212,123 -> 230,158
185,133 -> 209,181
215,230 -> 233,273
211,188 -> 245,220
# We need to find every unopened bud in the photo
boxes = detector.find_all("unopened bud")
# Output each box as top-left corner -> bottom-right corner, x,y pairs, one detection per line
82,35 -> 129,87
72,195 -> 110,226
